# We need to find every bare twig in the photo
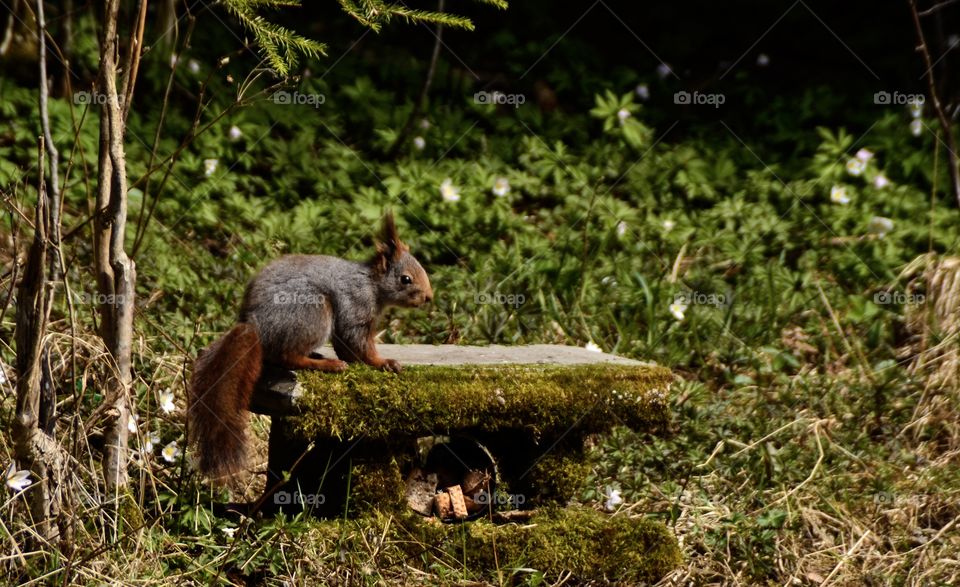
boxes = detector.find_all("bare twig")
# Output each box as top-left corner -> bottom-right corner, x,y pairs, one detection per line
35,0 -> 62,281
120,0 -> 148,125
0,0 -> 19,56
821,529 -> 871,586
387,0 -> 446,157
918,0 -> 960,16
131,13 -> 195,256
909,0 -> 960,207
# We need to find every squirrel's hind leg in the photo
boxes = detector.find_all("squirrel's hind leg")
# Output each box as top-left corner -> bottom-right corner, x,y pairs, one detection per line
279,352 -> 347,372
264,294 -> 345,371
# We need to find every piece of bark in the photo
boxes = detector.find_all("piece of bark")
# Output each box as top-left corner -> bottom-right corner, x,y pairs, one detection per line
434,491 -> 452,519
491,509 -> 536,523
462,469 -> 491,497
404,468 -> 438,516
447,485 -> 468,519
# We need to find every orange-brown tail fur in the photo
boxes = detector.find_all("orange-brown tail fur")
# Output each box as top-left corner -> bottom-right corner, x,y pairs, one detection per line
187,322 -> 262,480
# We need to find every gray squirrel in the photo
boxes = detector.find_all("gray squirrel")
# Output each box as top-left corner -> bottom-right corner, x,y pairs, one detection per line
187,213 -> 433,480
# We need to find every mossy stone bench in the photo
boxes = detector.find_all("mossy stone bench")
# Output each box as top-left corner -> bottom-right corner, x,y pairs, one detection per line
250,344 -> 679,581
252,343 -> 672,507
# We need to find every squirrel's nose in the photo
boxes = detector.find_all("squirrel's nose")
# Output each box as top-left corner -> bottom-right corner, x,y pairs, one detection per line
424,289 -> 433,303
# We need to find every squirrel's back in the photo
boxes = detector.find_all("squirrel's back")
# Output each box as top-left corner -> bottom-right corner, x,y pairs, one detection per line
240,255 -> 377,361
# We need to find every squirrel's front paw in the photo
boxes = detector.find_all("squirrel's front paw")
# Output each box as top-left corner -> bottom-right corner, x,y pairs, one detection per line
379,359 -> 402,373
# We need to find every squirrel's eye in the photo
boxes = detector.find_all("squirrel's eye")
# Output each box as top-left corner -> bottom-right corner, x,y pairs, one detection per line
400,274 -> 413,285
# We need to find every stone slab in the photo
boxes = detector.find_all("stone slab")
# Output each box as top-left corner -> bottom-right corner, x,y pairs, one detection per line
355,344 -> 648,366
250,344 -> 654,416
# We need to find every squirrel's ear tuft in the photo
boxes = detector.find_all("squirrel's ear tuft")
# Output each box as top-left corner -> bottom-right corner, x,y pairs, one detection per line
370,212 -> 408,272
382,212 -> 400,245
380,212 -> 408,258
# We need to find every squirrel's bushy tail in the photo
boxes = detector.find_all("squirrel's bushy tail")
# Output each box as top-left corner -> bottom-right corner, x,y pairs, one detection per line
188,322 -> 262,480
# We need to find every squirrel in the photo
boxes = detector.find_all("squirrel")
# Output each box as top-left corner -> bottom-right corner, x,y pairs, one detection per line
187,213 -> 433,480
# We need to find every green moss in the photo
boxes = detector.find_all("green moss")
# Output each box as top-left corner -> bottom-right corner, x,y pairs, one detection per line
293,363 -> 672,441
393,506 -> 681,583
524,453 -> 593,505
348,460 -> 406,513
117,489 -> 144,531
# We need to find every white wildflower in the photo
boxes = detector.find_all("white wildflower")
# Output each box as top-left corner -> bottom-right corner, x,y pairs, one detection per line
604,486 -> 623,512
846,158 -> 866,176
830,185 -> 850,205
662,219 -> 676,232
616,108 -> 631,124
855,148 -> 873,162
203,158 -> 218,177
616,221 -> 628,237
909,100 -> 923,119
439,178 -> 461,202
419,118 -> 431,130
143,431 -> 161,454
492,177 -> 511,197
656,63 -> 672,79
222,526 -> 238,539
635,84 -> 650,100
161,441 -> 181,463
873,173 -> 890,189
128,413 -> 139,434
585,341 -> 602,353
159,389 -> 176,414
412,136 -> 426,151
5,463 -> 31,493
868,216 -> 894,237
228,125 -> 243,142
756,53 -> 770,67
188,59 -> 200,74
669,300 -> 687,321
910,118 -> 923,137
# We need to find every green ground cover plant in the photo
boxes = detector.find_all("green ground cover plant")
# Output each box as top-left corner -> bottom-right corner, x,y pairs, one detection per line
1,2 -> 959,583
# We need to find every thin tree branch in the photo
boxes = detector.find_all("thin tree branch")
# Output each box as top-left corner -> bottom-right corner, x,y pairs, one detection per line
387,0 -> 446,158
35,0 -> 62,281
919,0 -> 960,16
909,0 -> 960,207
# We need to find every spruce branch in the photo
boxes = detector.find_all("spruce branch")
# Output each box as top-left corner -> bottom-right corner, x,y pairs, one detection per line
220,0 -> 327,76
337,0 -> 479,32
221,0 -> 504,75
